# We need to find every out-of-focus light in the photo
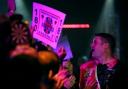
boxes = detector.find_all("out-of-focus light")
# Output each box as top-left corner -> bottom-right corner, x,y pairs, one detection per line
82,56 -> 88,61
63,24 -> 90,29
24,20 -> 29,25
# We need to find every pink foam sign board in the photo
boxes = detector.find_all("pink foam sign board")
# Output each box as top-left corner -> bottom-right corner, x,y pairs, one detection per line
32,2 -> 66,48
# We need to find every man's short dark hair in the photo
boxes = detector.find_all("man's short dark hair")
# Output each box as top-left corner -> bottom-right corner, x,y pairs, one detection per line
9,13 -> 23,23
95,33 -> 116,54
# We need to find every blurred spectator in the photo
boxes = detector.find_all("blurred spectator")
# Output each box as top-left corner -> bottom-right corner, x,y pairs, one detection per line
0,14 -> 12,59
7,0 -> 16,16
53,60 -> 76,89
38,50 -> 60,89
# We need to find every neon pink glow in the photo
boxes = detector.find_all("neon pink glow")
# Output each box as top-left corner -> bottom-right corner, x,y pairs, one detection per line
63,24 -> 90,29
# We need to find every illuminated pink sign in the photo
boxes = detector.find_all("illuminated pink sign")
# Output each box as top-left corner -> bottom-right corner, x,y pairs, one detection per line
32,2 -> 66,48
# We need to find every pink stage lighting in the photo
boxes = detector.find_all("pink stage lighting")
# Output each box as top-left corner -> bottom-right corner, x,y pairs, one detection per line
63,24 -> 90,29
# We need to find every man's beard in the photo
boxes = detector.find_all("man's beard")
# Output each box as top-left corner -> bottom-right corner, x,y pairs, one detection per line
91,50 -> 102,59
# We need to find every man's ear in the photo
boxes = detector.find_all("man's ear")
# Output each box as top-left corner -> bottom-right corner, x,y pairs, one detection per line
103,43 -> 109,49
48,70 -> 53,79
